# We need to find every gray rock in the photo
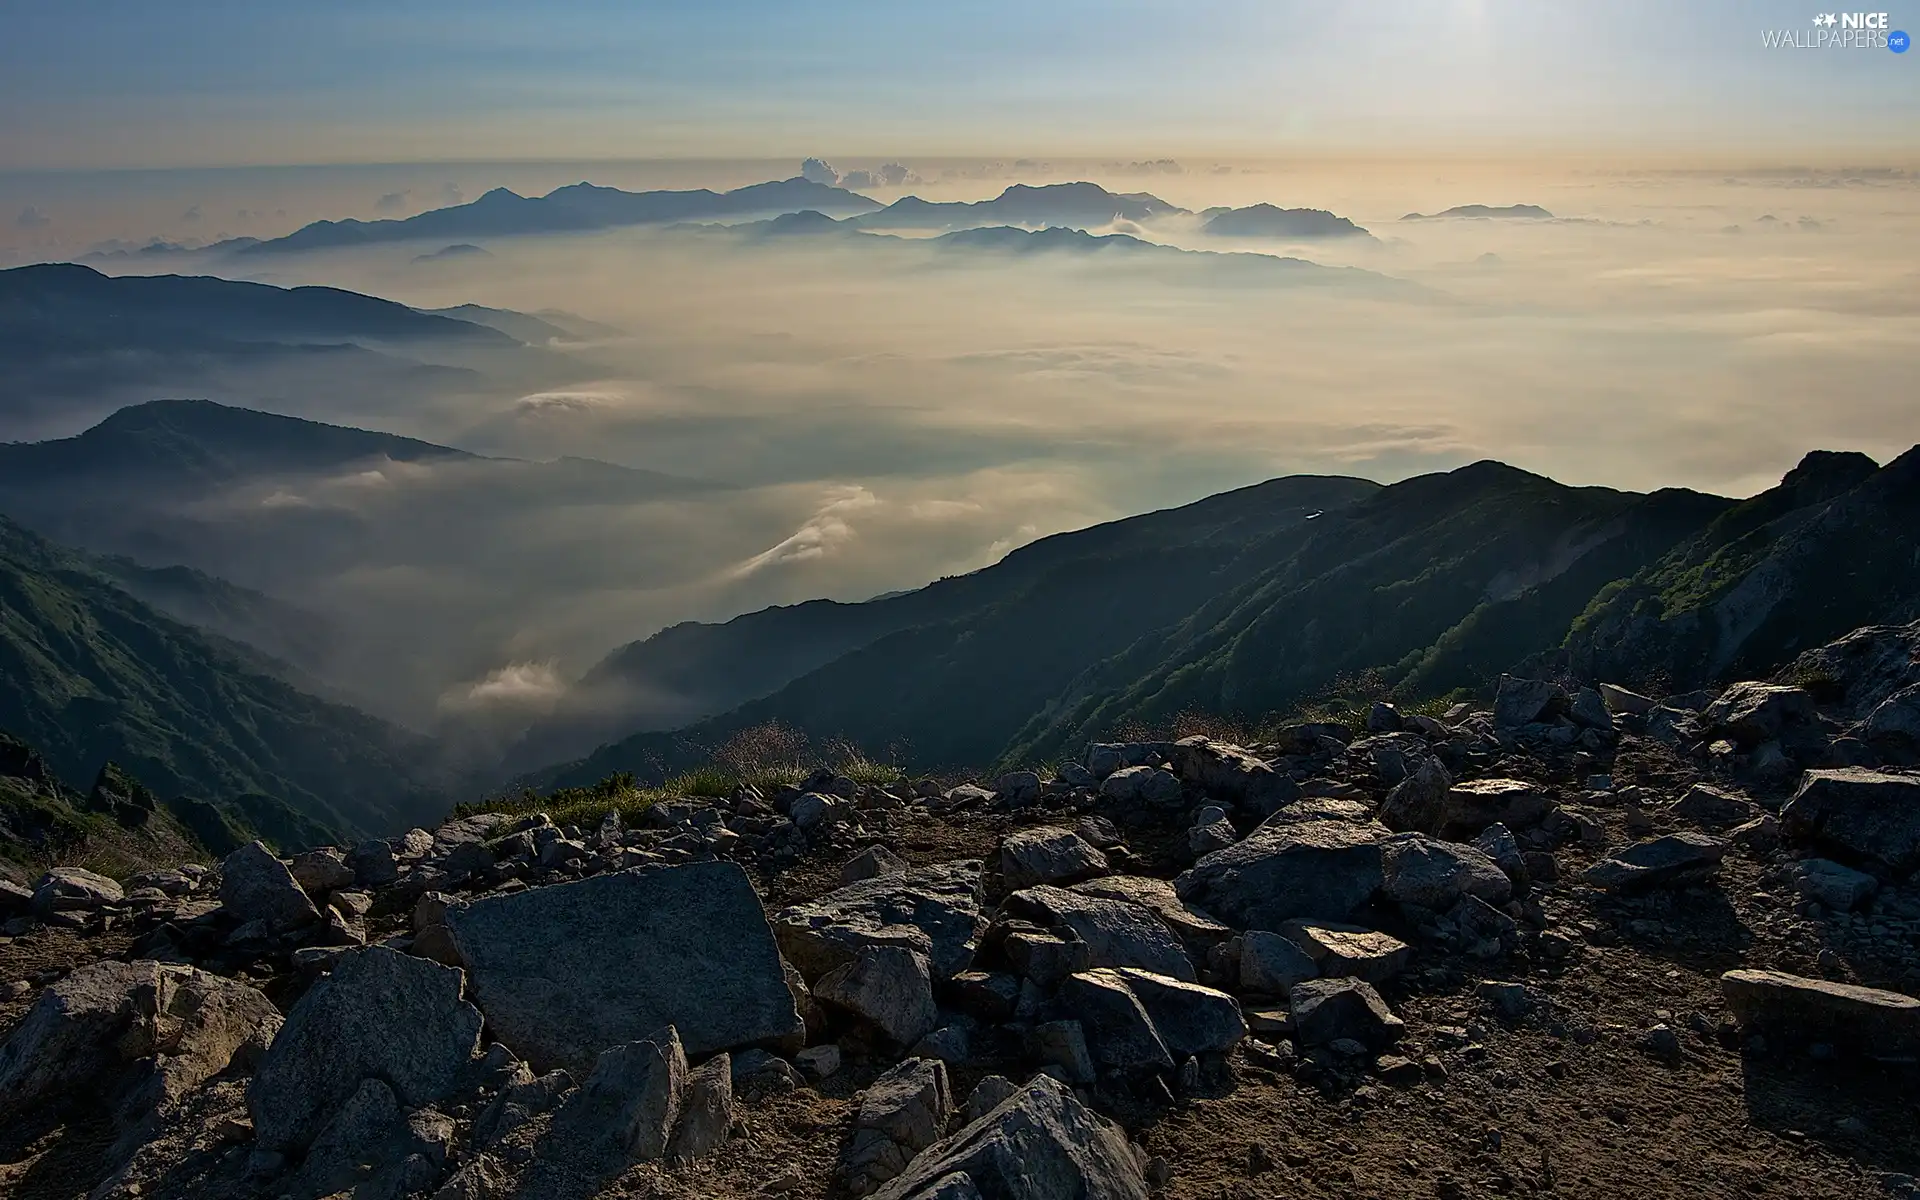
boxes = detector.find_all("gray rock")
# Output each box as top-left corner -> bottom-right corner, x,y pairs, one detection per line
248,946 -> 483,1154
995,771 -> 1043,806
1785,858 -> 1880,911
1377,757 -> 1452,834
1471,823 -> 1529,890
1568,688 -> 1615,732
1098,765 -> 1184,806
796,1044 -> 842,1079
1477,979 -> 1535,1022
1644,705 -> 1705,749
1494,675 -> 1568,728
1001,828 -> 1108,891
1582,833 -> 1728,893
1289,978 -> 1404,1049
845,845 -> 910,884
1600,683 -> 1656,716
667,1053 -> 733,1161
0,960 -> 277,1119
288,848 -> 355,897
1188,810 -> 1238,856
1169,738 -> 1299,811
911,1023 -> 972,1064
1782,768 -> 1920,873
869,1074 -> 1147,1200
220,841 -> 321,933
731,1048 -> 803,1096
1175,813 -> 1388,929
1283,922 -> 1411,983
953,971 -> 1021,1021
1085,741 -> 1173,779
1671,783 -> 1756,829
473,1063 -> 573,1148
1721,969 -> 1920,1058
774,861 -> 985,983
1347,732 -> 1434,785
0,879 -> 31,916
1366,702 -> 1403,733
1024,1021 -> 1096,1084
433,1156 -> 509,1200
816,947 -> 940,1048
1101,968 -> 1244,1060
1705,682 -> 1816,745
1380,834 -> 1511,911
518,1025 -> 688,1200
348,838 -> 401,888
792,792 -> 846,831
1238,931 -> 1318,994
1002,926 -> 1092,988
447,861 -> 803,1073
1000,885 -> 1196,981
1058,970 -> 1172,1075
30,866 -> 123,915
964,1075 -> 1017,1123
842,1058 -> 953,1196
284,1077 -> 456,1200
1069,875 -> 1233,958
1861,684 -> 1920,749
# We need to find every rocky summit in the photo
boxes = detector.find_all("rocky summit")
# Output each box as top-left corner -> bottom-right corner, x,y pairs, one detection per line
4,626 -> 1920,1198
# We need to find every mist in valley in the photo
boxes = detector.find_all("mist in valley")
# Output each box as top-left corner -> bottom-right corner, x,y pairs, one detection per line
4,157 -> 1916,766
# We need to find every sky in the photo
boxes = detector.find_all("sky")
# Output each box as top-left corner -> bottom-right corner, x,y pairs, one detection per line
3,0 -> 1917,170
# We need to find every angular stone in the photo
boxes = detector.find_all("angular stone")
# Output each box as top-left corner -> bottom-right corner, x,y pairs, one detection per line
473,1063 -> 573,1149
1472,823 -> 1529,890
1101,968 -> 1244,1060
518,1026 -> 688,1200
1380,834 -> 1511,911
774,861 -> 985,984
1782,768 -> 1920,873
1000,828 -> 1108,892
289,848 -> 356,897
1238,931 -> 1318,994
1600,683 -> 1656,716
1000,885 -> 1195,981
1175,814 -> 1388,929
447,861 -> 803,1073
30,866 -> 123,915
220,841 -> 321,933
1084,741 -> 1173,780
1284,922 -> 1411,983
869,1074 -> 1147,1200
1289,978 -> 1404,1049
1169,738 -> 1299,811
1495,675 -> 1567,728
1705,682 -> 1816,745
1785,858 -> 1879,911
0,879 -> 32,916
842,1058 -> 952,1196
667,1053 -> 733,1161
1097,766 -> 1183,806
816,947 -> 939,1048
1721,969 -> 1920,1058
1568,688 -> 1615,732
844,845 -> 910,884
1001,926 -> 1092,988
995,771 -> 1042,806
1188,811 -> 1238,856
1024,1021 -> 1095,1084
953,971 -> 1021,1021
1070,876 -> 1233,955
1057,971 -> 1173,1075
1582,833 -> 1728,893
248,946 -> 483,1154
1671,783 -> 1756,829
964,1076 -> 1017,1124
348,838 -> 401,888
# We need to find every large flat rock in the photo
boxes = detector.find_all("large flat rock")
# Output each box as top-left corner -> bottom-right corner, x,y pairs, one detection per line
774,861 -> 985,983
1721,969 -> 1920,1058
1174,815 -> 1388,929
1782,768 -> 1920,873
447,862 -> 803,1073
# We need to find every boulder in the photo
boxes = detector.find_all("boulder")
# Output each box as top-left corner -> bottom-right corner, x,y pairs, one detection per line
995,771 -> 1043,806
1781,768 -> 1920,873
1600,683 -> 1657,716
348,838 -> 401,888
1704,682 -> 1816,745
1283,922 -> 1410,983
0,960 -> 277,1119
774,861 -> 985,983
1188,809 -> 1238,856
247,946 -> 483,1154
845,845 -> 910,884
1069,876 -> 1233,957
1000,828 -> 1108,892
220,841 -> 321,933
1001,926 -> 1092,988
1377,758 -> 1452,834
816,947 -> 940,1048
282,1078 -> 455,1200
1238,931 -> 1318,994
1400,777 -> 1554,838
1582,833 -> 1728,893
517,1026 -> 688,1200
1671,783 -> 1756,829
0,879 -> 31,916
1784,858 -> 1879,911
1175,814 -> 1388,930
30,866 -> 123,915
1025,1021 -> 1096,1084
1721,970 -> 1920,1059
1568,688 -> 1615,732
868,1074 -> 1147,1200
1861,684 -> 1920,749
1085,741 -> 1173,779
999,886 -> 1196,981
1100,968 -> 1244,1061
1494,675 -> 1567,728
1057,971 -> 1172,1075
288,848 -> 356,897
842,1058 -> 953,1197
1097,765 -> 1184,806
1380,834 -> 1511,911
472,1064 -> 573,1149
1289,978 -> 1404,1049
667,1052 -> 733,1161
1471,823 -> 1529,891
1169,738 -> 1299,811
447,861 -> 803,1073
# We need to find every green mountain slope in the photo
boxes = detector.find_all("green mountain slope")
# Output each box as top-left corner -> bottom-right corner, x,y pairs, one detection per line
0,514 -> 445,842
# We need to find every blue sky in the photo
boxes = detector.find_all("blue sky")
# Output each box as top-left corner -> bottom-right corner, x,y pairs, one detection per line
3,0 -> 1915,168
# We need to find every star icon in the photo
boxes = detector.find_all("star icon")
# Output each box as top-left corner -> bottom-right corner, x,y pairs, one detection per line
1813,12 -> 1837,26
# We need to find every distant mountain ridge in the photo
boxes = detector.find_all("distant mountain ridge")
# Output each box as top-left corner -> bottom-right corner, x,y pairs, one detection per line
1200,205 -> 1373,239
536,446 -> 1920,787
846,182 -> 1187,232
1402,204 -> 1554,220
240,177 -> 882,254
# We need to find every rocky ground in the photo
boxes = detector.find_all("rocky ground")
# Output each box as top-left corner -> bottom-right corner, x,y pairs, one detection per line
4,622 -> 1920,1200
